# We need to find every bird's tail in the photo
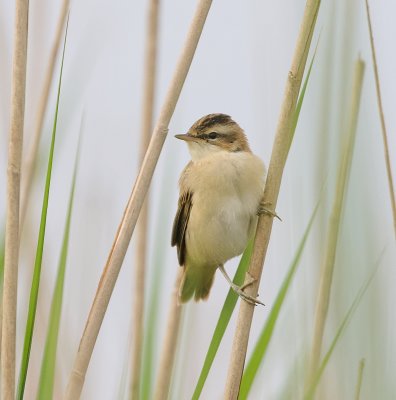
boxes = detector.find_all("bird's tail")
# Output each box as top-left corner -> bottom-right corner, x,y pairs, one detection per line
179,265 -> 216,303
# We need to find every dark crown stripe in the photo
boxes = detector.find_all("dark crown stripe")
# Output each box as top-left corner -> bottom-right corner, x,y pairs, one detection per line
196,113 -> 233,131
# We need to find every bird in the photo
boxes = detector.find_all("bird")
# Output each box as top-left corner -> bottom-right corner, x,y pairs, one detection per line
171,113 -> 273,305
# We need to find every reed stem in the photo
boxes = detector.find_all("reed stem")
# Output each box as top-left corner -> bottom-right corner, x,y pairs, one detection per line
64,1 -> 213,398
152,270 -> 183,400
1,1 -> 30,398
224,1 -> 321,398
131,0 -> 160,398
20,0 -> 70,227
305,58 -> 365,392
365,0 -> 396,238
354,358 -> 365,400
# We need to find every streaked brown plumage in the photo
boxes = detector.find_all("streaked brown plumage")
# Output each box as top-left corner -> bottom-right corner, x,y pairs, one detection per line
172,114 -> 266,302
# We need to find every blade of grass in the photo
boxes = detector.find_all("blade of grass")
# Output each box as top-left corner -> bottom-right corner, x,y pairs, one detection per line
191,44 -> 317,400
1,0 -> 30,397
304,257 -> 381,400
239,200 -> 320,399
354,358 -> 366,400
36,114 -> 82,400
64,2 -> 214,398
16,16 -> 69,400
224,1 -> 321,396
305,58 -> 365,391
291,38 -> 319,137
365,0 -> 396,238
20,0 -> 70,227
191,240 -> 254,400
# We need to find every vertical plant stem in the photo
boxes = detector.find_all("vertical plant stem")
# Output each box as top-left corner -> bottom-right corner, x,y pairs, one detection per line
1,1 -> 30,399
36,118 -> 81,400
0,239 -> 4,360
354,358 -> 365,400
365,0 -> 396,238
223,1 -> 321,398
131,0 -> 160,398
305,59 -> 365,390
140,158 -> 174,400
16,17 -> 69,399
64,1 -> 213,398
304,258 -> 378,400
239,201 -> 320,400
152,270 -> 183,400
20,0 -> 70,227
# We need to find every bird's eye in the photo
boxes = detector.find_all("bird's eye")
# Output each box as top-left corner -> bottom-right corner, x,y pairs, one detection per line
208,132 -> 218,140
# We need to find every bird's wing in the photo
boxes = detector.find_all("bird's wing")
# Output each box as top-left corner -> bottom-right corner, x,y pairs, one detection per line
171,190 -> 193,266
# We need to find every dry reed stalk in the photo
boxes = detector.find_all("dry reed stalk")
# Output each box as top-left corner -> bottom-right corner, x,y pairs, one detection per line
365,0 -> 396,238
1,1 -> 30,399
223,1 -> 321,398
20,0 -> 69,226
130,0 -> 160,398
354,358 -> 365,400
152,269 -> 183,400
305,59 -> 365,392
64,1 -> 213,398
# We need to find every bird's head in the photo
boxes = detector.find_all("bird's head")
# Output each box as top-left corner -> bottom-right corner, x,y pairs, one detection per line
175,114 -> 251,161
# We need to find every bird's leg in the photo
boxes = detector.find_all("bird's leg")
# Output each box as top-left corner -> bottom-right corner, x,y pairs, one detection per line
218,265 -> 264,306
257,200 -> 282,221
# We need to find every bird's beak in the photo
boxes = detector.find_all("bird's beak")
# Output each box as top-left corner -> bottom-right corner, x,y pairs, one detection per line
174,133 -> 199,143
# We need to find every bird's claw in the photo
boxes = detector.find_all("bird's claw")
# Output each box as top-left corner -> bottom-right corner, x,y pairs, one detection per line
257,201 -> 282,221
231,283 -> 265,306
218,265 -> 265,306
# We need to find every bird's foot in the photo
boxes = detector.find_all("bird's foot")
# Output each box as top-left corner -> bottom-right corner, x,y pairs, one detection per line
257,201 -> 282,221
230,283 -> 265,306
218,266 -> 264,306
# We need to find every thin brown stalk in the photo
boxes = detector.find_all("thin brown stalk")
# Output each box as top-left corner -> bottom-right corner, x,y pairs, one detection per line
365,0 -> 396,238
1,1 -> 30,399
20,0 -> 70,227
305,59 -> 365,392
152,270 -> 183,400
223,1 -> 321,398
64,1 -> 213,398
130,0 -> 160,398
0,0 -> 68,379
354,358 -> 365,400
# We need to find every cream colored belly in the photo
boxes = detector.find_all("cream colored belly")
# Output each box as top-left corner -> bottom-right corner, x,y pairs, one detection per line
186,195 -> 257,267
182,150 -> 265,268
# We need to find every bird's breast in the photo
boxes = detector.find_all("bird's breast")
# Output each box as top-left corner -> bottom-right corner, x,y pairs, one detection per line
184,151 -> 265,266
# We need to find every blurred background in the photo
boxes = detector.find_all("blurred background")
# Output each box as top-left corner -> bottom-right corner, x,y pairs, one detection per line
0,0 -> 395,399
